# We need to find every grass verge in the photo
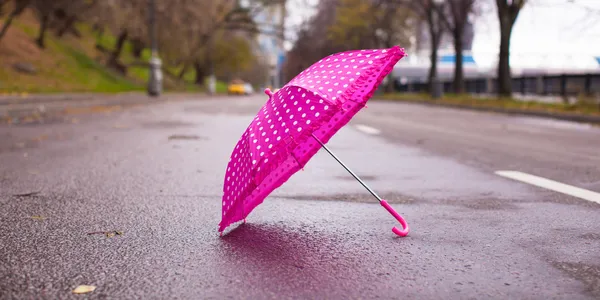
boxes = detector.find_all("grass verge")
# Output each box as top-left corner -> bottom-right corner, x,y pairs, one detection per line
379,93 -> 600,118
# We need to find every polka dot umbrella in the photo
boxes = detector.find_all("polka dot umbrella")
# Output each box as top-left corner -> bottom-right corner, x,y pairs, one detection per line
220,45 -> 410,237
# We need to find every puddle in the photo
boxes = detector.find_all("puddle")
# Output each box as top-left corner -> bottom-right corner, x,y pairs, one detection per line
168,134 -> 206,141
579,233 -> 600,241
552,261 -> 600,298
335,175 -> 378,181
143,120 -> 196,129
276,192 -> 416,204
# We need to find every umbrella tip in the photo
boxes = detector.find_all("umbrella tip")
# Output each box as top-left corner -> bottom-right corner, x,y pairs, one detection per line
264,88 -> 273,97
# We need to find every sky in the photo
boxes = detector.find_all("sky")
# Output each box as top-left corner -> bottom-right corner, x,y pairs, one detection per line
284,0 -> 600,70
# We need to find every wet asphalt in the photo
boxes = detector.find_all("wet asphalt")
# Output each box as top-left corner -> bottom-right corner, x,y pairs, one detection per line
1,94 -> 599,299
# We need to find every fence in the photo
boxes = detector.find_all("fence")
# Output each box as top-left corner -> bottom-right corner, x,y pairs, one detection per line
395,72 -> 600,98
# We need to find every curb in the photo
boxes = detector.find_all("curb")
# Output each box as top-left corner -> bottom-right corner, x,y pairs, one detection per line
375,98 -> 600,124
0,92 -> 209,106
0,92 -> 210,122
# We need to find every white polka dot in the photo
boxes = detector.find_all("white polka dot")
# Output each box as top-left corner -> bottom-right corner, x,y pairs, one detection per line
297,128 -> 302,132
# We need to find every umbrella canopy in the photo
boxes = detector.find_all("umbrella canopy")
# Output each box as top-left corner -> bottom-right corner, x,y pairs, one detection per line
220,46 -> 407,234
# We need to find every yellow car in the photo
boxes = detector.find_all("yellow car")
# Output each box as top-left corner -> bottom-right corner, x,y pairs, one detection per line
228,79 -> 255,95
228,82 -> 246,95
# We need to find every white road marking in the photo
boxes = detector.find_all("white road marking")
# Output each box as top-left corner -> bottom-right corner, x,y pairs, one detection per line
355,124 -> 381,135
495,170 -> 600,205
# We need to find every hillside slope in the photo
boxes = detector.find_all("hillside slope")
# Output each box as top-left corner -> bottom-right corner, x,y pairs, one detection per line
0,9 -> 200,94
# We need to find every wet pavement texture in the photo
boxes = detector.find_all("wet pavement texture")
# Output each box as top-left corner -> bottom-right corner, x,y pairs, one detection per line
1,95 -> 599,299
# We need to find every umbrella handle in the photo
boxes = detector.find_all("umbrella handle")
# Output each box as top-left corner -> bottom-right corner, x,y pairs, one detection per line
380,199 -> 409,237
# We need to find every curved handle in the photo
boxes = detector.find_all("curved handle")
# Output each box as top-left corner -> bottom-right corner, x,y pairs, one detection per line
264,88 -> 273,97
380,199 -> 409,237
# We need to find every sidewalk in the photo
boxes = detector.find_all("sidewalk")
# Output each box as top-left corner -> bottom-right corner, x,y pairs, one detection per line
0,92 -> 209,124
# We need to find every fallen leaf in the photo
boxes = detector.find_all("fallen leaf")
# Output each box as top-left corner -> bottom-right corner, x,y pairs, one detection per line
168,134 -> 203,140
72,285 -> 96,294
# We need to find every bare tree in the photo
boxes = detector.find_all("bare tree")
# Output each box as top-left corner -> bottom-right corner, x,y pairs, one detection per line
0,0 -> 8,16
434,0 -> 476,94
0,0 -> 31,44
496,0 -> 526,97
406,0 -> 446,94
31,0 -> 65,48
54,0 -> 98,38
92,0 -> 147,72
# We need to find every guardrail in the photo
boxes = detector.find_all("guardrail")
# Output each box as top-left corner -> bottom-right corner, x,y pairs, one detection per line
395,73 -> 600,98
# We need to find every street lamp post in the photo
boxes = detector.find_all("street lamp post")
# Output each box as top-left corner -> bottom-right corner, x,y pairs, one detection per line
147,0 -> 162,97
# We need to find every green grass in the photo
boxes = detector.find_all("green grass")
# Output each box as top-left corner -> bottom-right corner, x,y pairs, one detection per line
216,81 -> 228,94
0,12 -> 203,94
380,93 -> 600,116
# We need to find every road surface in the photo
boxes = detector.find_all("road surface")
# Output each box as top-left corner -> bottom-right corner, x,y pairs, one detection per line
1,95 -> 599,299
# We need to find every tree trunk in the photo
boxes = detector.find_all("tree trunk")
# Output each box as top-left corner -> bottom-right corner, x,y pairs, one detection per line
497,21 -> 513,97
108,29 -> 128,66
426,8 -> 441,94
194,61 -> 207,85
57,16 -> 76,37
0,0 -> 6,16
178,64 -> 189,80
453,30 -> 465,94
0,10 -> 16,43
131,38 -> 144,58
35,12 -> 50,49
385,75 -> 395,93
428,44 -> 438,94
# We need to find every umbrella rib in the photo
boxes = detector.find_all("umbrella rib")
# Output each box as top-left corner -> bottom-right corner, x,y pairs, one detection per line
311,133 -> 382,202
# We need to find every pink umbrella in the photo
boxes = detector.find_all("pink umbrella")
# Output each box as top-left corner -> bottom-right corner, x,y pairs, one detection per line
220,45 -> 409,237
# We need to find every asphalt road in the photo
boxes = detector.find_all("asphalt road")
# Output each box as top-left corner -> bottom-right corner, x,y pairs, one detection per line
1,94 -> 599,299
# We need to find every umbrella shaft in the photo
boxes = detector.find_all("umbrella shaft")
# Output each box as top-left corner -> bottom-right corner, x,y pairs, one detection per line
311,134 -> 382,202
